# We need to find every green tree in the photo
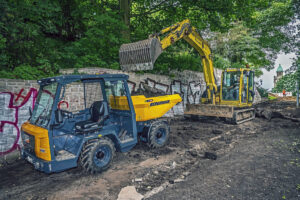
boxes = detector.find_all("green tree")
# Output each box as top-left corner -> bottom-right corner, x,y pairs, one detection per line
273,73 -> 298,94
292,56 -> 300,85
210,22 -> 270,76
249,0 -> 296,70
130,0 -> 296,74
0,0 -> 127,79
64,12 -> 128,69
0,0 -> 298,79
120,0 -> 131,39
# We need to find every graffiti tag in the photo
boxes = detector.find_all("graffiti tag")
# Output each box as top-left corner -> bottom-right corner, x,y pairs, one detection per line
0,88 -> 37,156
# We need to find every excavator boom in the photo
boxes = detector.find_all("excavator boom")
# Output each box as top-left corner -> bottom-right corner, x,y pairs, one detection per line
119,19 -> 255,124
119,19 -> 191,71
119,19 -> 217,103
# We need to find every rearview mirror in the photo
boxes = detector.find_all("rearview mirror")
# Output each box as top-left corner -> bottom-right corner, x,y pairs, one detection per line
55,110 -> 63,124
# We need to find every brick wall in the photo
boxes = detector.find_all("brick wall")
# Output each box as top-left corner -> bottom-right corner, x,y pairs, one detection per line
0,67 -> 261,161
0,79 -> 39,96
60,67 -> 211,90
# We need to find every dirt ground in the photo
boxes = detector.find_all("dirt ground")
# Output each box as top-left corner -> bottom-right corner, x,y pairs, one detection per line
0,100 -> 299,200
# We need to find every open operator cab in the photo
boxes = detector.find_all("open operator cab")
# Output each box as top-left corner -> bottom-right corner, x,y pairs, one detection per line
220,68 -> 255,107
21,74 -> 181,173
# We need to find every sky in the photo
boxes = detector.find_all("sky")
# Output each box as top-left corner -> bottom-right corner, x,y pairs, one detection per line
259,53 -> 296,89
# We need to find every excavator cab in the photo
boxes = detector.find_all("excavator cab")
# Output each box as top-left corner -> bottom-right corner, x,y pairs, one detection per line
220,69 -> 254,107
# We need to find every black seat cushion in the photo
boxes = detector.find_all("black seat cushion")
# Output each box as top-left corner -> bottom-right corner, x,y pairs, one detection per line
91,101 -> 105,122
75,101 -> 106,132
76,120 -> 98,129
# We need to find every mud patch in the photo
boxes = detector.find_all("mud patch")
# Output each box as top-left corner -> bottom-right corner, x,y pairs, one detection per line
0,100 -> 299,200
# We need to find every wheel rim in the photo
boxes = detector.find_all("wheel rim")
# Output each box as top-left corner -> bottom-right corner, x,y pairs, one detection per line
155,128 -> 166,145
93,145 -> 111,168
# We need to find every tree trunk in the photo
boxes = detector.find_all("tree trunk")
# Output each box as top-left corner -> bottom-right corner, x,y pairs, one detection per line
120,0 -> 130,40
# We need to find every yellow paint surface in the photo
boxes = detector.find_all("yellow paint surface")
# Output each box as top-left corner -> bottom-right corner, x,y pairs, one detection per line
21,122 -> 51,161
110,94 -> 182,121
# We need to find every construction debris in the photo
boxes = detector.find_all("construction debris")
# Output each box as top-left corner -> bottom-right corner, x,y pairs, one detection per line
204,152 -> 217,160
117,186 -> 143,200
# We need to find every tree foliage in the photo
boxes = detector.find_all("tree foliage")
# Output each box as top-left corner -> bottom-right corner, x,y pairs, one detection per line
291,0 -> 300,84
0,0 -> 126,79
273,73 -> 298,94
211,22 -> 270,76
292,56 -> 300,84
0,0 -> 298,80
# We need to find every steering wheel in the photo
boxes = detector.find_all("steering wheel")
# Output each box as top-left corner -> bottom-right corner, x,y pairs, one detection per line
57,100 -> 73,118
58,100 -> 69,110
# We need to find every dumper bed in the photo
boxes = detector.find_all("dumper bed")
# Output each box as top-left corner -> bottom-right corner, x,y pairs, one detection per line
110,94 -> 182,121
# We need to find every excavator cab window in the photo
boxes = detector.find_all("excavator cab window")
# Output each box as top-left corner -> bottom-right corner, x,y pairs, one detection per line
248,71 -> 255,102
241,72 -> 248,103
222,71 -> 241,101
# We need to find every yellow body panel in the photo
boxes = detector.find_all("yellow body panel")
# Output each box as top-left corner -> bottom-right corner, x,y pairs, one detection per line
21,122 -> 51,161
110,94 -> 182,121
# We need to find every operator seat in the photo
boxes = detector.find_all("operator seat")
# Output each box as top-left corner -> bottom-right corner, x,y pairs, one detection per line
75,101 -> 108,133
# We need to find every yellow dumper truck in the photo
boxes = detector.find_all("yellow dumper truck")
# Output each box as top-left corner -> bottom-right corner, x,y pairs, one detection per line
21,74 -> 181,173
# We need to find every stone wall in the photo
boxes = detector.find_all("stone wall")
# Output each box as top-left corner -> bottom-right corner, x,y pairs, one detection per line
0,67 -> 261,161
0,79 -> 39,95
0,80 -> 39,160
0,87 -> 37,163
60,67 -> 220,116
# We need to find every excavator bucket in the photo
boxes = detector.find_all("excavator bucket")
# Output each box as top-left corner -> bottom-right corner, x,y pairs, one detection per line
119,38 -> 163,71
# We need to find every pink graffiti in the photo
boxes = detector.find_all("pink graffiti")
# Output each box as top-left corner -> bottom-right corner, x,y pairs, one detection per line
0,88 -> 37,156
14,88 -> 27,102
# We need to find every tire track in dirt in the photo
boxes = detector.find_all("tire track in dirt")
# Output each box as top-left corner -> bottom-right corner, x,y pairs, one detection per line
0,104 -> 299,200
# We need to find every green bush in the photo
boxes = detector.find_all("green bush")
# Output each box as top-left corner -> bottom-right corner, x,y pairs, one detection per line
153,49 -> 203,75
268,95 -> 277,100
273,73 -> 298,95
0,64 -> 57,80
257,87 -> 268,97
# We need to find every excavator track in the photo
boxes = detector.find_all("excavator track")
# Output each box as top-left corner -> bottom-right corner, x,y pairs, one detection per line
185,104 -> 255,124
233,108 -> 255,124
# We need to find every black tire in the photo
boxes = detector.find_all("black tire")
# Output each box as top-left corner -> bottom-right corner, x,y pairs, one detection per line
79,137 -> 115,174
148,121 -> 170,148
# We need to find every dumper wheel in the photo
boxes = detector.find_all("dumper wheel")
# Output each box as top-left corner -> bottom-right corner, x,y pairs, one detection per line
79,137 -> 115,174
148,121 -> 170,148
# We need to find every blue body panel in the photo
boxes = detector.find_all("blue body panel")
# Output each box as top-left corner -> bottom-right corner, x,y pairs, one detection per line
22,149 -> 77,173
21,74 -> 149,173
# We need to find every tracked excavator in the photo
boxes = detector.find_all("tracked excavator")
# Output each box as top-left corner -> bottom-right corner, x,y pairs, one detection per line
119,19 -> 255,124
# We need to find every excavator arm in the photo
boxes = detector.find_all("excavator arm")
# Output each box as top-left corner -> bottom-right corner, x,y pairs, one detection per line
119,19 -> 217,104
